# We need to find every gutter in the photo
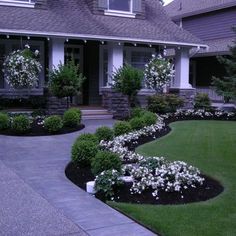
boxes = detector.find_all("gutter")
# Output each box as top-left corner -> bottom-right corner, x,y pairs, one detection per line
0,29 -> 208,49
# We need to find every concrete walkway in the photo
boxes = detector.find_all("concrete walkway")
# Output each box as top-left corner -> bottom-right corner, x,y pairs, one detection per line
0,119 -> 156,236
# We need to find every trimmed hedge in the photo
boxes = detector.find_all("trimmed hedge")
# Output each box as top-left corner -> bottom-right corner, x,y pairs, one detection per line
95,126 -> 114,141
71,140 -> 98,167
0,113 -> 10,130
44,115 -> 63,133
91,151 -> 121,175
76,133 -> 99,144
63,108 -> 81,127
114,121 -> 132,136
12,115 -> 30,133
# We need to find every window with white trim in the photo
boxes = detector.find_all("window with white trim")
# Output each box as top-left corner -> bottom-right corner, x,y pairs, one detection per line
99,46 -> 154,89
108,0 -> 132,13
0,0 -> 35,8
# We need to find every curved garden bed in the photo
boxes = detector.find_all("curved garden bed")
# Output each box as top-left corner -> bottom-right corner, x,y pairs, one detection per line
0,108 -> 84,136
66,109 -> 235,205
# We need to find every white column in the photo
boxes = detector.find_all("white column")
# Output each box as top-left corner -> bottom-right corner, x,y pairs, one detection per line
49,38 -> 65,69
172,47 -> 192,89
107,42 -> 123,84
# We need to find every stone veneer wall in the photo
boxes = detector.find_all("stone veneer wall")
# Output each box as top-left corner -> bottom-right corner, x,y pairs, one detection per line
169,88 -> 196,109
47,96 -> 68,115
101,88 -> 129,119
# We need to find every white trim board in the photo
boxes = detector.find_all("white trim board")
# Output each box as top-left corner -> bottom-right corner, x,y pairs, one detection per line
0,29 -> 209,49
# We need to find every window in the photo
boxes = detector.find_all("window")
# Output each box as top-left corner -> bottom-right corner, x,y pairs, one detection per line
0,0 -> 35,8
108,0 -> 132,12
99,46 -> 154,90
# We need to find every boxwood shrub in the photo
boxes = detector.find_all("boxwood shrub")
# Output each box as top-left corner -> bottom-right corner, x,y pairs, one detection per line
142,111 -> 157,126
95,126 -> 114,141
76,133 -> 99,145
44,115 -> 63,133
0,112 -> 10,130
129,117 -> 145,130
71,140 -> 98,167
131,107 -> 145,118
91,151 -> 121,175
12,115 -> 30,133
194,93 -> 211,110
63,108 -> 81,127
113,121 -> 132,136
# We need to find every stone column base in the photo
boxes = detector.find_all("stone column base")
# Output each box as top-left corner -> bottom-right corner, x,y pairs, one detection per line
47,96 -> 68,115
101,87 -> 129,119
169,88 -> 196,109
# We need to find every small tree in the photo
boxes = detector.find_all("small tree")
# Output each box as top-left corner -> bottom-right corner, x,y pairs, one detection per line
49,60 -> 85,108
112,64 -> 143,111
144,54 -> 175,94
212,29 -> 236,102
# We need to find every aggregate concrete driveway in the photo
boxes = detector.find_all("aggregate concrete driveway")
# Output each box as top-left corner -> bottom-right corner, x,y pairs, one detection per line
0,119 -> 156,236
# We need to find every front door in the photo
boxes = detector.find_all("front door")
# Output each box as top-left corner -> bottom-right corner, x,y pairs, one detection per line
64,44 -> 83,105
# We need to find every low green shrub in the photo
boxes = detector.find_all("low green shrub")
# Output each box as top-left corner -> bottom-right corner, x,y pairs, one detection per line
71,140 -> 98,167
142,111 -> 157,126
131,107 -> 145,118
129,117 -> 145,130
12,115 -> 30,133
63,108 -> 81,127
113,121 -> 132,136
91,151 -> 122,175
76,133 -> 99,144
95,126 -> 114,141
148,94 -> 184,114
194,93 -> 211,110
95,169 -> 123,199
0,112 -> 10,130
44,115 -> 63,133
165,94 -> 184,112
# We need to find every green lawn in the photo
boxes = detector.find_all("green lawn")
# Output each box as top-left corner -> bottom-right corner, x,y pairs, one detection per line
110,121 -> 236,236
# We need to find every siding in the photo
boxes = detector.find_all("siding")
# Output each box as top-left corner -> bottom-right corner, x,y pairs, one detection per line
182,7 -> 236,40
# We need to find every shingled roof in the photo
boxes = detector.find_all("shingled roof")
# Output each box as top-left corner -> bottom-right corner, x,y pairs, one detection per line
165,0 -> 236,20
0,0 -> 206,47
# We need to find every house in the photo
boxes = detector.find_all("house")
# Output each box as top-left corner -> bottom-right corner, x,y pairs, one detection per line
165,0 -> 236,102
0,0 -> 207,115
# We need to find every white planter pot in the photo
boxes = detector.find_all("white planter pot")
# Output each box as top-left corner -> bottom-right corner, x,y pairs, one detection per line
86,181 -> 96,194
119,176 -> 134,183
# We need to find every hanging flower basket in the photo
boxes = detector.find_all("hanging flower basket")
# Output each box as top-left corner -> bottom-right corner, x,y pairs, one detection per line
3,45 -> 42,90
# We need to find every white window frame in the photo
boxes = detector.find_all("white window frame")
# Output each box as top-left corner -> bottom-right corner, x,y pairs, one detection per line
0,0 -> 35,8
64,44 -> 84,73
0,39 -> 45,96
99,45 -> 155,93
105,0 -> 136,18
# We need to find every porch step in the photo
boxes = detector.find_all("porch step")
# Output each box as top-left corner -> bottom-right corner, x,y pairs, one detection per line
80,107 -> 113,120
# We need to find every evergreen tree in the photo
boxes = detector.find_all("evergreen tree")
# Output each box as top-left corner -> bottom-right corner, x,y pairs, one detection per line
212,29 -> 236,102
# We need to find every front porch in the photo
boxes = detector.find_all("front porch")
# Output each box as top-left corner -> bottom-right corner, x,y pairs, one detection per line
0,35 -> 207,112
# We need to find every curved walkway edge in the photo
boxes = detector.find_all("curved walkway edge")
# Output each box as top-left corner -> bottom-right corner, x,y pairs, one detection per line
0,119 -> 156,236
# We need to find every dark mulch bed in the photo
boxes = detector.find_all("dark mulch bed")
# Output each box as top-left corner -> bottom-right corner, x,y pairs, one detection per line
65,162 -> 223,205
65,116 -> 230,205
0,121 -> 85,136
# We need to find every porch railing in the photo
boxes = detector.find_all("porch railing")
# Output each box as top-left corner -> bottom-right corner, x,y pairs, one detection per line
196,87 -> 223,102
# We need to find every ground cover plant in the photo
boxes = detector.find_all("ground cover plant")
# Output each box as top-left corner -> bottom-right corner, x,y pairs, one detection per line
0,107 -> 84,136
111,120 -> 236,236
66,109 -> 235,208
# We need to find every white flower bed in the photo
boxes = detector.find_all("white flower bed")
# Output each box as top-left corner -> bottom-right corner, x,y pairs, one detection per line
97,109 -> 235,199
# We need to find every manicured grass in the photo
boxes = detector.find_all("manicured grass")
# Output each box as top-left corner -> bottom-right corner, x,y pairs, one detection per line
110,121 -> 236,236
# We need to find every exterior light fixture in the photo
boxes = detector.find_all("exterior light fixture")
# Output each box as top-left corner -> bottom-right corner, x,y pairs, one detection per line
118,42 -> 121,46
47,37 -> 50,41
27,36 -> 30,40
134,43 -> 137,47
101,41 -> 104,44
149,44 -> 152,48
66,38 -> 69,42
84,40 -> 87,43
6,35 -> 10,39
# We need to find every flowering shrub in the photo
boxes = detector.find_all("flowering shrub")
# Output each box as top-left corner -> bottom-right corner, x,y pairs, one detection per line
3,45 -> 42,89
95,169 -> 123,199
144,54 -> 174,93
96,109 -> 236,200
124,161 -> 204,199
